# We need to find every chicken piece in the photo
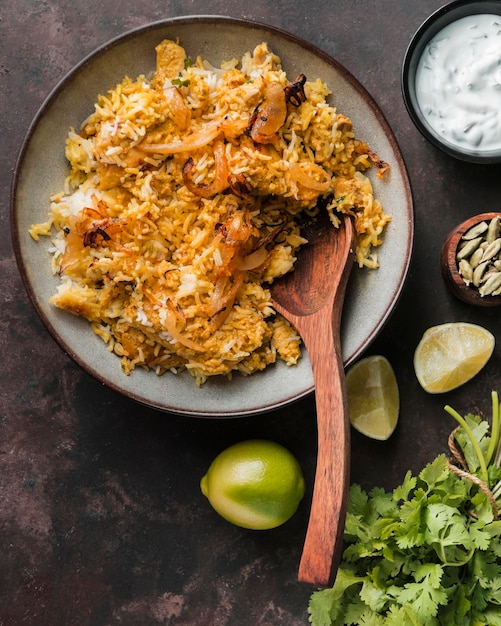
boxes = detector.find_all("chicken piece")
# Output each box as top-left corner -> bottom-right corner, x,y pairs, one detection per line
271,317 -> 301,365
333,176 -> 367,210
153,39 -> 187,86
50,286 -> 101,321
120,329 -> 157,361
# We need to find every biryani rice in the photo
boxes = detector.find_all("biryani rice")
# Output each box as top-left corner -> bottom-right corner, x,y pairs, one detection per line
30,40 -> 391,385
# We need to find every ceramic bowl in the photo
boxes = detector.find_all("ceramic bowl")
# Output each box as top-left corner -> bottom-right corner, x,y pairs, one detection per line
402,0 -> 501,164
12,16 -> 413,416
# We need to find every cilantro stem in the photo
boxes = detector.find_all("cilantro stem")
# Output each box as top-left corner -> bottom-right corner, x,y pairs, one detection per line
492,481 -> 501,502
444,404 -> 489,484
438,545 -> 475,567
486,391 -> 500,467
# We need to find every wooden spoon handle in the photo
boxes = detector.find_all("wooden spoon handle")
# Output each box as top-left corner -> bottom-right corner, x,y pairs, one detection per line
298,309 -> 350,587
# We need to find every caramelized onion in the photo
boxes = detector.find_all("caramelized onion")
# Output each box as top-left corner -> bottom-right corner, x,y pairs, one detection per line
61,201 -> 131,270
140,120 -> 222,155
161,298 -> 206,352
250,82 -> 287,144
284,74 -> 307,106
367,148 -> 390,179
238,246 -> 269,270
164,86 -> 191,131
228,173 -> 252,198
182,140 -> 228,198
60,230 -> 84,275
208,272 -> 244,328
289,162 -> 331,192
208,212 -> 259,326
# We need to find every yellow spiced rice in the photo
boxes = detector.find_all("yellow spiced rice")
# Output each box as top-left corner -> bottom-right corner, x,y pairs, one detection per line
30,40 -> 391,385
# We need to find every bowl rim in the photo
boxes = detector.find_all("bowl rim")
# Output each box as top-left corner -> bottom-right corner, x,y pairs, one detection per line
401,0 -> 501,164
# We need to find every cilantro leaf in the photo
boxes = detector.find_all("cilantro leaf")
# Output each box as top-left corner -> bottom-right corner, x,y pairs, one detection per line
393,470 -> 415,502
396,580 -> 447,621
308,568 -> 365,625
419,455 -> 450,489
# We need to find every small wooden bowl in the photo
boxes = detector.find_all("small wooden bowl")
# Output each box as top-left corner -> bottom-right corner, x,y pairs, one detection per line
441,212 -> 501,307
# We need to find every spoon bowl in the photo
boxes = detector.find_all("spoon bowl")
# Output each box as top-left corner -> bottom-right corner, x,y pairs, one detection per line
271,212 -> 355,587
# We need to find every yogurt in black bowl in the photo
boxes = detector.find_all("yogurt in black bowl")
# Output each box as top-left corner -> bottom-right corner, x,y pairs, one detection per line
402,0 -> 501,163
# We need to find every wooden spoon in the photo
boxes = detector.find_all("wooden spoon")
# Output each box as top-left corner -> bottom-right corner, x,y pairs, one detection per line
270,211 -> 355,588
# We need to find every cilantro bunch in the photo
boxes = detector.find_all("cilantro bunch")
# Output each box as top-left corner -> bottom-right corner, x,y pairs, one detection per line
309,392 -> 501,626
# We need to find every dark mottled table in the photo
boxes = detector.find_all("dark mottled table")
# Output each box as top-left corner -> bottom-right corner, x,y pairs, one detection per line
1,1 -> 500,624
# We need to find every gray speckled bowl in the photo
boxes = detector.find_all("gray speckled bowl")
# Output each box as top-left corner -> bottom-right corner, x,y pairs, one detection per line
11,16 -> 413,417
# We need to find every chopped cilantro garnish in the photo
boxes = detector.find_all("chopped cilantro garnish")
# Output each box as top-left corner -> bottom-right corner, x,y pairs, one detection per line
309,392 -> 501,625
172,77 -> 190,87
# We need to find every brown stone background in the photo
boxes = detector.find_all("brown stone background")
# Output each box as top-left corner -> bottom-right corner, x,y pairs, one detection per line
1,1 -> 500,624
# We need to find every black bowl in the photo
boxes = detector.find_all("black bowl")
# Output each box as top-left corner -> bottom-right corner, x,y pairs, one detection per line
402,0 -> 501,164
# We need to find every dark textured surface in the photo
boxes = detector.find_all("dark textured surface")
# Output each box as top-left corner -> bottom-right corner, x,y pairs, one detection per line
2,1 -> 501,624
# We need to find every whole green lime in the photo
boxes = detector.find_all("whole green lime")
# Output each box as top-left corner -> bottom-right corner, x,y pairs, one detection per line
200,439 -> 306,530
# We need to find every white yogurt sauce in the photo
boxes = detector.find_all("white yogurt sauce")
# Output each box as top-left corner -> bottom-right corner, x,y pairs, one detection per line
415,13 -> 501,152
